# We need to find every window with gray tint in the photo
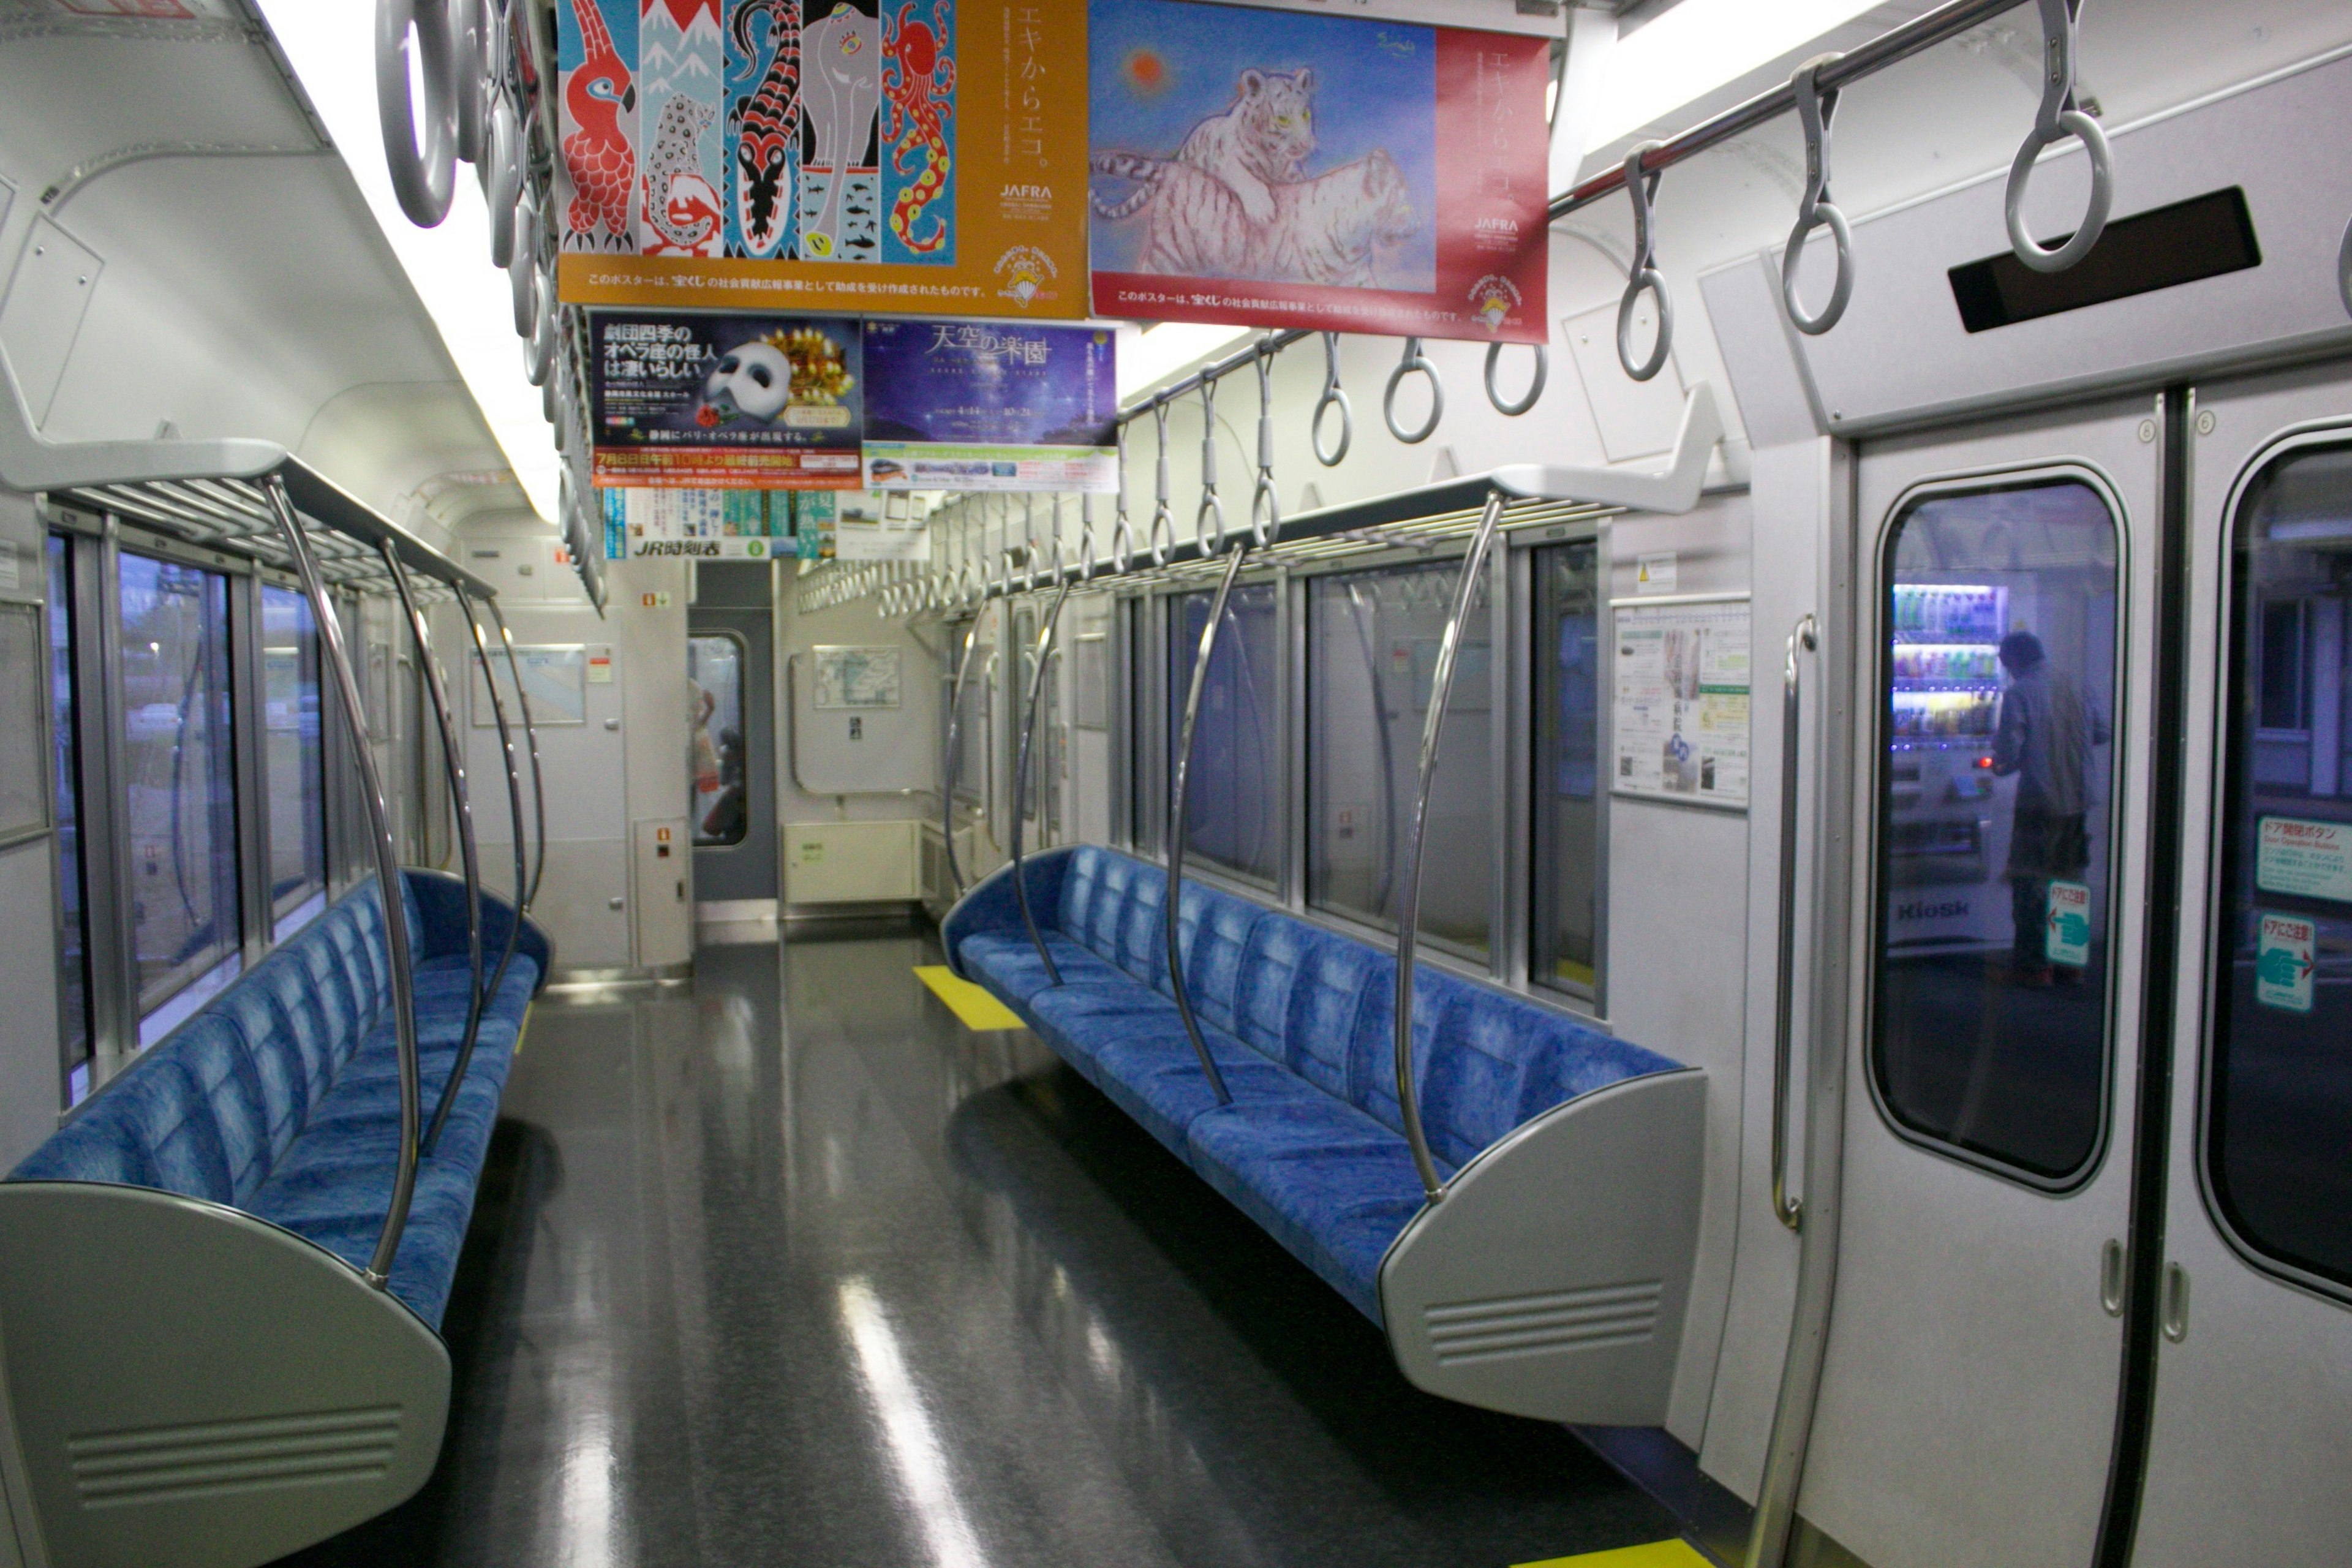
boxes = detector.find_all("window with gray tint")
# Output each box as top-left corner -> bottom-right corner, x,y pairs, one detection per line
119,552 -> 241,1033
48,538 -> 91,1101
688,633 -> 747,845
1169,580 -> 1279,883
1308,560 -> 1491,958
1872,480 -> 2119,1181
2209,441 -> 2352,1289
260,584 -> 326,932
1532,541 -> 1603,995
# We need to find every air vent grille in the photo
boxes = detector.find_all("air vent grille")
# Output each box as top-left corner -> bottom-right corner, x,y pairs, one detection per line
68,1406 -> 401,1509
1423,1280 -> 1660,1365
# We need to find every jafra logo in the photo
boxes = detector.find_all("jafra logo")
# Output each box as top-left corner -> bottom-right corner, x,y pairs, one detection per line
1474,216 -> 1521,237
1468,274 -> 1522,333
1002,183 -> 1053,203
995,245 -> 1058,307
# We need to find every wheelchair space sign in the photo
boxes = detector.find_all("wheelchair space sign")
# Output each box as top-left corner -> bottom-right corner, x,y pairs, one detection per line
2046,880 -> 2092,967
2256,913 -> 2316,1013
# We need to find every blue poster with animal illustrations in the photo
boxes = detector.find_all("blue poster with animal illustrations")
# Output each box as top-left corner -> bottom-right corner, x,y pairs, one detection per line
861,320 -> 1117,491
1087,0 -> 1550,343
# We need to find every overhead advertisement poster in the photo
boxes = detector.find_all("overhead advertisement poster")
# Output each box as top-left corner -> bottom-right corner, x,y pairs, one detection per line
862,319 -> 1118,491
1612,596 -> 1751,810
1085,0 -> 1551,342
590,312 -> 864,489
554,0 -> 1090,320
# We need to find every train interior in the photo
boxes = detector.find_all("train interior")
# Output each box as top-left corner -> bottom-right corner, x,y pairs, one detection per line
0,1 -> 2349,1566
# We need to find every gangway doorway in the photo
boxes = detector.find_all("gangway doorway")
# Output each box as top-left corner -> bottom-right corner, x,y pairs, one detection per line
690,562 -> 780,916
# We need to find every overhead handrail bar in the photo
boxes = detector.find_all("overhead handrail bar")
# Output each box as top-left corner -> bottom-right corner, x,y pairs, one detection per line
1391,488 -> 1506,1201
1383,337 -> 1444,444
2004,0 -> 2111,273
1782,56 -> 1855,335
455,594 -> 533,1137
485,597 -> 547,908
1164,540 -> 1249,1109
382,542 -> 486,1162
263,478 -> 421,1289
1617,142 -> 1673,382
1773,615 -> 1819,1231
1011,575 -> 1071,987
1313,330 -> 1352,466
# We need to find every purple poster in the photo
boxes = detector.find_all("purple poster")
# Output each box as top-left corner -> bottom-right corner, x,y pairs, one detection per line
860,319 -> 1117,491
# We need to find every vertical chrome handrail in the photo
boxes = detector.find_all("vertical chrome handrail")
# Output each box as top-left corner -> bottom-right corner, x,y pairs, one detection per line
1393,488 -> 1507,1202
1164,541 -> 1249,1107
1773,614 -> 1818,1231
484,598 -> 546,909
941,617 -> 978,900
457,594 -> 530,1085
382,545 -> 486,1160
1011,576 -> 1071,986
264,478 -> 420,1289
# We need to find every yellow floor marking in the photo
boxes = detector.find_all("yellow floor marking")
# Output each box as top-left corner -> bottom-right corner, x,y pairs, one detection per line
914,967 -> 1025,1031
1515,1542 -> 1716,1568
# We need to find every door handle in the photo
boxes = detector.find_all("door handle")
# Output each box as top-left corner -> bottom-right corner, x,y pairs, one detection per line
2100,1239 -> 2125,1317
2160,1262 -> 2190,1343
1772,614 -> 1819,1232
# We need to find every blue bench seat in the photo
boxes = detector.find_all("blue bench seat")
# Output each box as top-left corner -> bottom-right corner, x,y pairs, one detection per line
9,871 -> 549,1330
944,846 -> 1683,1324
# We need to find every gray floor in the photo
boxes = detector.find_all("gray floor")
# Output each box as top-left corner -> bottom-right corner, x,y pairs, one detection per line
275,927 -> 1678,1568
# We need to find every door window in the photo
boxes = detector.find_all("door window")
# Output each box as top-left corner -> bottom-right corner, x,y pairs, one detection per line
1532,540 -> 1604,998
47,538 -> 91,1101
1872,479 -> 2122,1183
260,584 -> 327,933
688,633 -> 747,846
2209,439 -> 2352,1291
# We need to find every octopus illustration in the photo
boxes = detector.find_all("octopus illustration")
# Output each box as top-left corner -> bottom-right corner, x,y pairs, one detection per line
563,0 -> 637,247
881,0 -> 953,255
728,0 -> 801,257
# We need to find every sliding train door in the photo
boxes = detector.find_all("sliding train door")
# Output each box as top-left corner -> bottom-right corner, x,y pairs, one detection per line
2131,366 -> 2352,1564
1797,398 -> 2160,1568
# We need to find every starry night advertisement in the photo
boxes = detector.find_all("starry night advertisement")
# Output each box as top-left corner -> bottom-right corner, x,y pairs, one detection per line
861,320 -> 1118,492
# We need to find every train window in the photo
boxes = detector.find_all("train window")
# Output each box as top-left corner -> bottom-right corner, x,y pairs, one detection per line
47,537 -> 92,1101
2208,440 -> 2352,1292
1871,480 -> 2120,1183
1169,580 -> 1280,884
1308,560 -> 1492,960
118,552 -> 242,1043
689,633 -> 747,846
1532,540 -> 1604,998
1128,600 -> 1158,854
261,585 -> 327,934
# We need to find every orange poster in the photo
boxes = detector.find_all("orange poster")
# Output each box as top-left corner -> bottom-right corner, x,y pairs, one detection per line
554,0 -> 1090,320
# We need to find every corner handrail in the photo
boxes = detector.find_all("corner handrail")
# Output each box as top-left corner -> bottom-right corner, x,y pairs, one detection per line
445,592 -> 530,1156
263,478 -> 419,1290
1011,578 -> 1071,987
1164,541 -> 1252,1108
941,620 -> 979,898
1773,615 -> 1819,1231
485,598 -> 548,910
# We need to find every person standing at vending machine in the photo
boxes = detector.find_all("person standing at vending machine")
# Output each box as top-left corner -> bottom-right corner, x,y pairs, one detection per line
1992,630 -> 2110,984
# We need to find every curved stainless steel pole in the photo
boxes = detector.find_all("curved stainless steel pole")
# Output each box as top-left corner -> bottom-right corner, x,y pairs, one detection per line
264,479 -> 419,1289
382,546 -> 485,1160
1011,579 -> 1071,986
1392,489 -> 1507,1202
1773,616 -> 1819,1232
1164,543 -> 1249,1107
484,598 -> 546,909
443,593 -> 529,1156
941,618 -> 978,899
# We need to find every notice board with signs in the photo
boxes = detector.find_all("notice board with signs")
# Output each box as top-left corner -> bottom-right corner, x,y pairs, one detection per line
1611,595 -> 1751,810
555,0 -> 1091,320
1084,0 -> 1551,342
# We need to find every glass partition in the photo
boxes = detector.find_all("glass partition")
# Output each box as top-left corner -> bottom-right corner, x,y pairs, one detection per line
1532,540 -> 1603,997
47,537 -> 91,1101
689,632 -> 748,845
1307,559 -> 1492,959
1169,579 -> 1280,884
1871,479 -> 2120,1183
2208,439 -> 2352,1291
260,584 -> 326,933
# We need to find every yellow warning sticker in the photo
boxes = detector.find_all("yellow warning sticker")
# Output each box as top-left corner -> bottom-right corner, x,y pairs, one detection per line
1516,1543 -> 1716,1568
914,967 -> 1025,1032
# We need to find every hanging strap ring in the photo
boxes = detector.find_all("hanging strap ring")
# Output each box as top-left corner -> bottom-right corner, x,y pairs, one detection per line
2004,0 -> 2113,275
485,88 -> 523,267
377,0 -> 459,227
508,182 -> 540,335
1251,342 -> 1281,547
1109,510 -> 1134,576
1617,141 -> 1673,382
2338,214 -> 2352,319
1384,337 -> 1443,445
1782,53 -> 1855,335
1313,330 -> 1352,466
1483,341 -> 1547,417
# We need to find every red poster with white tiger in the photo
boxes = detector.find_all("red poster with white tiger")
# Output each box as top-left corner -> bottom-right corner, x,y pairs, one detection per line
1086,1 -> 1551,344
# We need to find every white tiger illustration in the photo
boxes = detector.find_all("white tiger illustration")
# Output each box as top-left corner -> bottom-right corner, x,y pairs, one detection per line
1093,148 -> 1417,289
1095,67 -> 1316,226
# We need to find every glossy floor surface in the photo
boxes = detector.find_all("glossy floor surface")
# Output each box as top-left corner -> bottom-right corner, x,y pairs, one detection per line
275,926 -> 1681,1568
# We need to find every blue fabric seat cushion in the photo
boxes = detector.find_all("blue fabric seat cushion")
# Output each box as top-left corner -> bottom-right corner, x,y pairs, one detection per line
957,930 -> 1129,1008
1186,1096 -> 1452,1324
1087,1023 -> 1329,1161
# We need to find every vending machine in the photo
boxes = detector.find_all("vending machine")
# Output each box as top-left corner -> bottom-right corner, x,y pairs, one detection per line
1885,582 -> 2015,954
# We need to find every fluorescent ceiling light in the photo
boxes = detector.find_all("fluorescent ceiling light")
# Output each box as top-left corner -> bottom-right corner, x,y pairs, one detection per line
258,0 -> 558,525
1581,0 -> 1885,154
1117,321 -> 1253,404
